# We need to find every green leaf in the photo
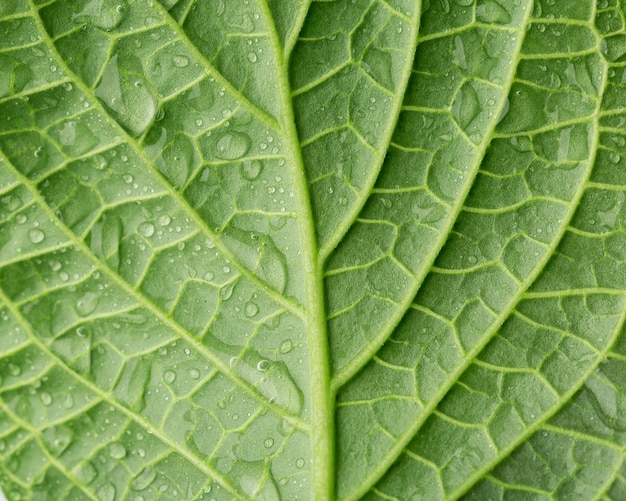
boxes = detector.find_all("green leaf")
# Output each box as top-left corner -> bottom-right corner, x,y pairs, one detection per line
1,1 -> 626,500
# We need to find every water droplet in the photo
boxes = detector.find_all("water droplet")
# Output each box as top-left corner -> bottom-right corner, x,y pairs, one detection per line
15,214 -> 27,224
189,368 -> 200,379
220,282 -> 235,300
28,228 -> 45,244
610,153 -> 621,164
74,0 -> 129,31
109,442 -> 126,459
95,54 -> 157,137
204,271 -> 215,281
157,214 -> 171,226
163,370 -> 176,384
247,52 -> 258,63
76,292 -> 99,316
63,394 -> 74,409
263,438 -> 274,448
131,467 -> 156,491
214,131 -> 251,160
295,458 -> 305,469
39,392 -> 52,406
244,302 -> 259,317
138,222 -> 155,237
279,339 -> 293,354
172,55 -> 189,67
257,360 -> 271,371
241,159 -> 263,180
97,484 -> 116,501
380,198 -> 393,209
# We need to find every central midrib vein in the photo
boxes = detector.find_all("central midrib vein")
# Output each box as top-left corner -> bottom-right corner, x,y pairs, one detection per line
258,2 -> 334,499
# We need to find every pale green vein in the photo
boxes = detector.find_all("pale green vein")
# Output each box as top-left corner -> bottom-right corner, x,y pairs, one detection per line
258,0 -> 333,498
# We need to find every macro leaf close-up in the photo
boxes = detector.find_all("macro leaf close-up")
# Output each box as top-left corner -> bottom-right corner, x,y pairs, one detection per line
2,0 -> 626,499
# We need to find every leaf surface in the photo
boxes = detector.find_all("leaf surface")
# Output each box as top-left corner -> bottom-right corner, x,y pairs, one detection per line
1,1 -> 626,500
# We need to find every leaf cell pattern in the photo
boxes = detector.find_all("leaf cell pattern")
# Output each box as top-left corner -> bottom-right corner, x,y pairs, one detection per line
1,1 -> 626,500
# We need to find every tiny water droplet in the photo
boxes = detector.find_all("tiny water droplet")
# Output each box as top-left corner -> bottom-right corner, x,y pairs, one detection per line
264,438 -> 274,448
163,370 -> 176,384
295,458 -> 305,469
189,368 -> 200,379
247,52 -> 258,63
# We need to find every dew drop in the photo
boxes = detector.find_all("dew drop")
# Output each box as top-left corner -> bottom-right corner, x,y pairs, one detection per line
131,467 -> 156,491
247,52 -> 258,63
138,222 -> 155,237
244,302 -> 259,317
28,228 -> 45,243
295,458 -> 305,469
173,55 -> 189,67
189,368 -> 201,379
157,214 -> 171,226
264,438 -> 274,448
241,159 -> 263,180
76,292 -> 99,316
220,282 -> 235,300
163,370 -> 176,384
257,360 -> 270,371
39,392 -> 52,406
279,339 -> 293,354
109,442 -> 127,459
214,131 -> 251,160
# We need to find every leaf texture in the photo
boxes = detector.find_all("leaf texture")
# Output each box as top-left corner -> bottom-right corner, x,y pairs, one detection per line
1,1 -> 626,500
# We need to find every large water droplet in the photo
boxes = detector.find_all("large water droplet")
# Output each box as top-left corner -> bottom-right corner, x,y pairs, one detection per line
213,131 -> 251,160
138,222 -> 155,237
95,54 -> 157,137
163,370 -> 176,384
131,467 -> 156,491
28,228 -> 45,244
244,302 -> 259,317
241,159 -> 263,180
172,55 -> 189,68
74,0 -> 129,31
39,392 -> 52,406
76,291 -> 99,316
279,339 -> 293,354
109,442 -> 126,459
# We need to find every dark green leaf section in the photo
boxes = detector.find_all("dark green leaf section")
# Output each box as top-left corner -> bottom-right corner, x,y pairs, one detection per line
290,0 -> 420,251
335,2 -> 611,498
325,0 -> 531,383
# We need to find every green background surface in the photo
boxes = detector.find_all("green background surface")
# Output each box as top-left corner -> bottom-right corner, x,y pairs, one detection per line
1,0 -> 626,499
